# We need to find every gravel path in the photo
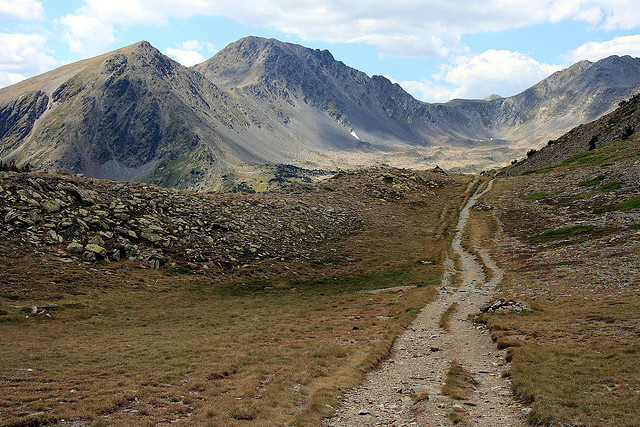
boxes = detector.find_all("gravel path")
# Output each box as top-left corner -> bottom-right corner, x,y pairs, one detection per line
325,179 -> 524,426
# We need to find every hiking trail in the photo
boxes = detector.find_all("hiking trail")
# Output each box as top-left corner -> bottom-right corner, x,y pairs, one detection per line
324,178 -> 525,426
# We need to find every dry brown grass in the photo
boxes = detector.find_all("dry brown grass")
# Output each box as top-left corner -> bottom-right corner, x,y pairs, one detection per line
0,172 -> 472,426
438,302 -> 459,332
467,138 -> 640,426
441,361 -> 477,401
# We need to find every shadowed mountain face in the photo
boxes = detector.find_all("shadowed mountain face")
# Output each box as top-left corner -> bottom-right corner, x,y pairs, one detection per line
1,37 -> 640,190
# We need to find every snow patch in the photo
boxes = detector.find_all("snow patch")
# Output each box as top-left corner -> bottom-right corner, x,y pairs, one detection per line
350,129 -> 360,140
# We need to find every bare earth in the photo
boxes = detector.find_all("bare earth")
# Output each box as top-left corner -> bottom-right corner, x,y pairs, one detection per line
325,179 -> 525,426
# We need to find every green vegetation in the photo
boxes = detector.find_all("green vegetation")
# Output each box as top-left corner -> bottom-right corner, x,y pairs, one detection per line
614,196 -> 640,212
0,160 -> 31,173
522,192 -> 547,200
229,181 -> 256,194
531,225 -> 597,242
578,175 -> 605,186
600,181 -> 622,191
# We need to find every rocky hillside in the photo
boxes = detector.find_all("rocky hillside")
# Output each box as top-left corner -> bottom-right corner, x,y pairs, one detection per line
1,37 -> 639,190
0,167 -> 449,277
501,92 -> 640,176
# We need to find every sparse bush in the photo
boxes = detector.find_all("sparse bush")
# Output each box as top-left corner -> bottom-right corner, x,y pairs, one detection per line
0,160 -> 31,173
526,149 -> 537,158
511,159 -> 518,165
230,181 -> 256,194
621,124 -> 634,139
588,135 -> 599,151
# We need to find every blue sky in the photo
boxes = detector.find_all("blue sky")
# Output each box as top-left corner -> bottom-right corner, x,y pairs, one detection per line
1,0 -> 639,102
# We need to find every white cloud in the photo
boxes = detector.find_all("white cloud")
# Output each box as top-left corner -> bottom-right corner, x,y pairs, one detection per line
0,0 -> 44,20
399,80 -> 455,103
566,35 -> 640,62
437,50 -> 561,99
165,48 -> 206,66
0,33 -> 57,87
165,40 -> 216,66
0,71 -> 26,87
60,13 -> 115,55
397,50 -> 561,102
60,1 -> 640,59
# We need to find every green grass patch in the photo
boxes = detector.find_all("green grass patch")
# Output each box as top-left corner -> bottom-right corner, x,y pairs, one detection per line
210,263 -> 436,297
627,224 -> 640,230
531,225 -> 597,242
614,196 -> 640,212
600,181 -> 622,191
522,192 -> 547,201
163,266 -> 191,275
578,175 -> 605,186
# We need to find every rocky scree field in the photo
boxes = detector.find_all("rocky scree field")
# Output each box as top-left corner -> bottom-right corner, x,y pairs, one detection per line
0,167 -> 471,426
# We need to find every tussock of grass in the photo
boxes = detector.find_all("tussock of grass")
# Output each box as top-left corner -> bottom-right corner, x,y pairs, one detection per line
439,302 -> 459,332
511,340 -> 640,425
441,361 -> 477,400
448,406 -> 469,425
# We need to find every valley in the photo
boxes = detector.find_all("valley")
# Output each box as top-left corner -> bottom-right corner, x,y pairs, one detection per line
0,37 -> 639,427
1,115 -> 638,425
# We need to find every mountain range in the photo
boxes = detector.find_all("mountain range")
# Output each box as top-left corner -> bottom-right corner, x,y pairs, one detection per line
1,36 -> 639,190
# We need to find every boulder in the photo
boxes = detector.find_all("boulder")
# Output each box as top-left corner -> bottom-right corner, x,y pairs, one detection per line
85,243 -> 107,258
67,242 -> 84,254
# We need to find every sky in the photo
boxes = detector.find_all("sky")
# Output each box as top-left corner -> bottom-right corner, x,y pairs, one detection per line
1,0 -> 640,103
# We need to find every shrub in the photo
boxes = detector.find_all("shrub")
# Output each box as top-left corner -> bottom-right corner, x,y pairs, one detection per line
526,149 -> 537,158
0,160 -> 31,173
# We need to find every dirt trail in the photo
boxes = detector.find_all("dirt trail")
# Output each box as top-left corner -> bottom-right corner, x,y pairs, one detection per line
325,178 -> 524,426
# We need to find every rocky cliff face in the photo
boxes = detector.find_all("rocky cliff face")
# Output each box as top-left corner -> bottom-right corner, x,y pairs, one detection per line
1,37 -> 639,190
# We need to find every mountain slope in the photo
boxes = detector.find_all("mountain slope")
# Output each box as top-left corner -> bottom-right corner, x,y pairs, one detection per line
1,37 -> 639,190
501,92 -> 640,176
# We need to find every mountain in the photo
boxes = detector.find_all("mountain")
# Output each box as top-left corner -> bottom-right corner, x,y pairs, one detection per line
501,92 -> 640,176
1,37 -> 640,190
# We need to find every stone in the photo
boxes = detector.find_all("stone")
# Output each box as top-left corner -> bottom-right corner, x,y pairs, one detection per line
433,165 -> 447,175
88,235 -> 105,246
85,243 -> 107,258
472,202 -> 493,211
44,230 -> 63,244
40,199 -> 63,213
67,242 -> 84,254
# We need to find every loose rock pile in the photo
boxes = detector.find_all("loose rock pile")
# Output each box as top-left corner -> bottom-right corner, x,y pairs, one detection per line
480,298 -> 530,313
0,168 -> 448,273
